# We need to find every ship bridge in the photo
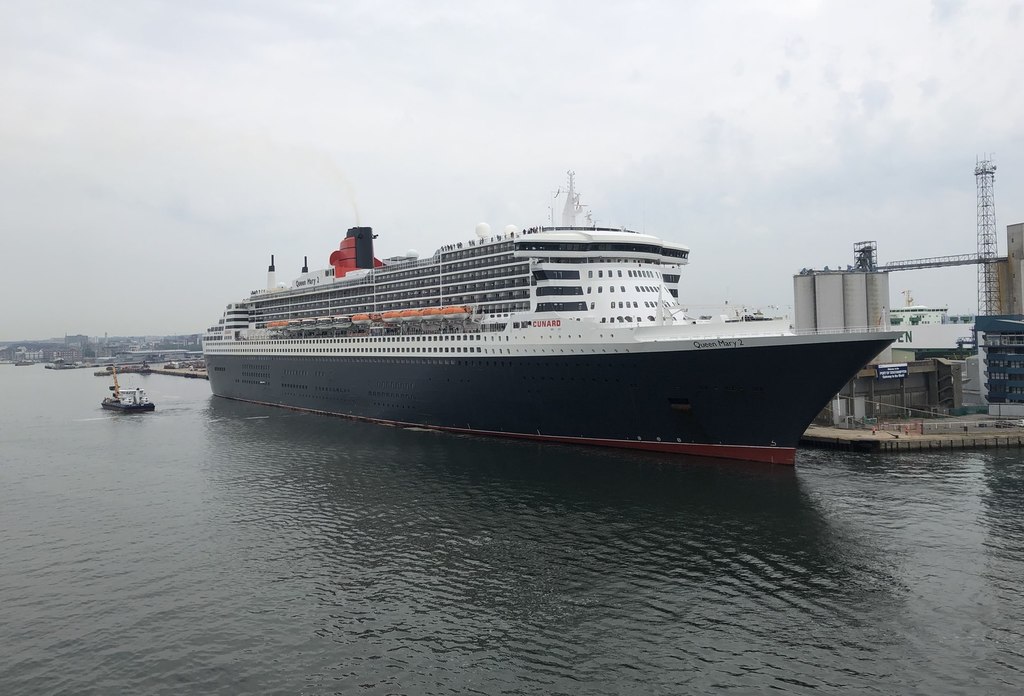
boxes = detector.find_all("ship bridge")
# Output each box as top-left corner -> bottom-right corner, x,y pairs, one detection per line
514,228 -> 689,265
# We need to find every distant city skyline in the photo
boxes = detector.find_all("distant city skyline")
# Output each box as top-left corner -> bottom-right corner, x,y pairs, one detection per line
3,1 -> 1023,337
1,333 -> 201,347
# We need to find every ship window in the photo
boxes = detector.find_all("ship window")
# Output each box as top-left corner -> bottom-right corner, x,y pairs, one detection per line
536,302 -> 587,312
597,287 -> 602,293
537,286 -> 583,296
586,287 -> 592,294
533,269 -> 580,280
598,270 -> 604,278
590,302 -> 595,309
588,271 -> 593,278
610,286 -> 614,293
617,271 -> 622,277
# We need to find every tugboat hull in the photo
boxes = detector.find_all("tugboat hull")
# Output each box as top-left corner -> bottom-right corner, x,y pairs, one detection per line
101,400 -> 155,412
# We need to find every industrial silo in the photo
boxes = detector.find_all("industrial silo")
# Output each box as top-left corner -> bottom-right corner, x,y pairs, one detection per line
793,274 -> 817,331
842,272 -> 869,330
814,273 -> 846,330
866,272 -> 890,328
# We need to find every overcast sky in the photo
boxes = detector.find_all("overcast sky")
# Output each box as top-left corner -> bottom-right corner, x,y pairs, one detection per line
2,0 -> 1022,340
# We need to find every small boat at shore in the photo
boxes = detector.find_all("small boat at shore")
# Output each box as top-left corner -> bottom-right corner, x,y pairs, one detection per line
101,366 -> 155,412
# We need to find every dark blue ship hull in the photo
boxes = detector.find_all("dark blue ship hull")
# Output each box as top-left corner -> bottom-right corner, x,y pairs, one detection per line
205,335 -> 893,464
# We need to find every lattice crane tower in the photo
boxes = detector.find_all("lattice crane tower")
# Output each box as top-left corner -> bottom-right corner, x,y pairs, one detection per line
975,156 -> 999,315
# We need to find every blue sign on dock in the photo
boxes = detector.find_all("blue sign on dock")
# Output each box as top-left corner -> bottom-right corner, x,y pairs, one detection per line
876,363 -> 909,380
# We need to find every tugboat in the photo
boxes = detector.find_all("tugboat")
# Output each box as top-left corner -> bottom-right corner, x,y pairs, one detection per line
101,366 -> 155,412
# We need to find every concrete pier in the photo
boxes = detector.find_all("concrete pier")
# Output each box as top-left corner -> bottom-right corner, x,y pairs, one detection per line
802,424 -> 1024,454
148,367 -> 209,380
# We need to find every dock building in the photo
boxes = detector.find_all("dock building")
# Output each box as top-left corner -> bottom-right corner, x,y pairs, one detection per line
977,222 -> 1024,418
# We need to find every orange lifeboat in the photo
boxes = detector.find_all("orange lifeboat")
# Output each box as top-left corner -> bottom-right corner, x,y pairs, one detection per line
399,309 -> 423,322
381,311 -> 402,324
352,313 -> 372,326
421,307 -> 444,320
441,305 -> 471,320
267,320 -> 289,328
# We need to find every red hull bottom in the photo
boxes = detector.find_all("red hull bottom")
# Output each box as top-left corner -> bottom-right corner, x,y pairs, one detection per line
216,395 -> 797,466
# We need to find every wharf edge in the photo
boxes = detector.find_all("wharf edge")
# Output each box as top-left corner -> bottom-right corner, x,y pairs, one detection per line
802,424 -> 1024,454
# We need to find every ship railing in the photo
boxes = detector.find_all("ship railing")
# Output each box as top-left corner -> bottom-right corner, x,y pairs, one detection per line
790,326 -> 899,337
638,324 -> 897,343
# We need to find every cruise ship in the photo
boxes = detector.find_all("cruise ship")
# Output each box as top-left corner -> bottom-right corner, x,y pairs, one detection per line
203,175 -> 898,464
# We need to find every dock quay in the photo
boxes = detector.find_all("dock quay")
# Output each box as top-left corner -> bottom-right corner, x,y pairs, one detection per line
93,365 -> 152,376
802,423 -> 1024,454
148,367 -> 209,380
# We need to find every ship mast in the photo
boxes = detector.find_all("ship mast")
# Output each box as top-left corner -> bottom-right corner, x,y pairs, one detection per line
561,171 -> 578,227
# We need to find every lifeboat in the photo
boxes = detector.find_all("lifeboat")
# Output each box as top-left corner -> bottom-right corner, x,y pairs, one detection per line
333,315 -> 352,327
267,320 -> 289,328
381,311 -> 402,324
441,305 -> 472,320
421,307 -> 444,320
352,313 -> 372,326
399,309 -> 423,322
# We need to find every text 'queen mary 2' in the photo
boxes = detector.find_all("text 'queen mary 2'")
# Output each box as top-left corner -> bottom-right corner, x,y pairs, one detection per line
203,175 -> 898,465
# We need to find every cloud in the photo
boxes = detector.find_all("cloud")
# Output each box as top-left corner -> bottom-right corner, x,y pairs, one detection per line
0,0 -> 1023,337
859,81 -> 893,119
931,0 -> 966,23
776,69 -> 792,92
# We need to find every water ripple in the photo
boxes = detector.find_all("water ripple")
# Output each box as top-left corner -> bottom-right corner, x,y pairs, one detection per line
1,372 -> 1024,693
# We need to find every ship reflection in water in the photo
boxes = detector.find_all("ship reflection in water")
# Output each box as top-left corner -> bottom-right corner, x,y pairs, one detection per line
1,369 -> 1021,695
194,397 -> 1019,694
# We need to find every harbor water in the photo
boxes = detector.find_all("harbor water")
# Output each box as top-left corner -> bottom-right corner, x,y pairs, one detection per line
1,365 -> 1022,694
